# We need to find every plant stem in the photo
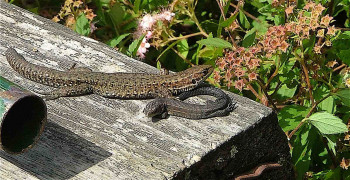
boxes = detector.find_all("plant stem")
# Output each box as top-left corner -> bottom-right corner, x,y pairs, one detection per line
230,2 -> 261,23
167,32 -> 205,42
333,63 -> 346,72
171,47 -> 193,66
288,93 -> 332,139
187,10 -> 209,38
216,0 -> 237,49
266,57 -> 280,87
300,58 -> 315,105
242,78 -> 262,101
256,79 -> 278,112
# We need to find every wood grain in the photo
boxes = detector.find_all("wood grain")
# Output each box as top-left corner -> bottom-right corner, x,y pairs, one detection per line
0,2 -> 292,179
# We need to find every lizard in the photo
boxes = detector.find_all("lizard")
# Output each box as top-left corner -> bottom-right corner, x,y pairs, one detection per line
143,86 -> 236,119
5,48 -> 213,100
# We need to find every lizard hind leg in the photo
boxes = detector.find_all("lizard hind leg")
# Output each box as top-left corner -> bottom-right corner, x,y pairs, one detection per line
33,83 -> 93,100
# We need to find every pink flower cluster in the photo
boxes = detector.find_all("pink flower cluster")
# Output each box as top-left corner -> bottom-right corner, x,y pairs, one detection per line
261,25 -> 290,58
214,2 -> 340,91
284,2 -> 338,54
135,10 -> 175,59
214,47 -> 261,91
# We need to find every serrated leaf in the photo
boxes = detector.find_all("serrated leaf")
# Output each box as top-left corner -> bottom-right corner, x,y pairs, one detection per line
308,112 -> 348,134
335,89 -> 350,106
197,38 -> 232,48
75,13 -> 90,36
242,29 -> 256,47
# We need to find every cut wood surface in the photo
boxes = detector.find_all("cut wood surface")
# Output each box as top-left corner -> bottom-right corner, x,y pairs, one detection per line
0,2 -> 292,179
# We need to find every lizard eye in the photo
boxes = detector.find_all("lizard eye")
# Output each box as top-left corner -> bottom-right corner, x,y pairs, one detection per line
192,79 -> 197,84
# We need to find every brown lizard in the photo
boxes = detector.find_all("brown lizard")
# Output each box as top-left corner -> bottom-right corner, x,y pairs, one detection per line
5,48 -> 213,100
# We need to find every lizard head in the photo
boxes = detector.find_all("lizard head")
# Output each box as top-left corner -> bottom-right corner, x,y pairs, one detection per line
171,65 -> 213,95
185,65 -> 214,85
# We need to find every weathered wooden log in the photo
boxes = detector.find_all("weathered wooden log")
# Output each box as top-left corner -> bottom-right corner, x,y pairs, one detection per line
0,2 -> 293,179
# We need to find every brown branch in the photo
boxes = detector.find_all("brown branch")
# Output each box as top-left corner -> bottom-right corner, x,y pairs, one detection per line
242,78 -> 262,101
333,63 -> 346,72
300,59 -> 315,105
167,32 -> 205,42
230,2 -> 261,23
288,94 -> 332,139
256,78 -> 278,112
266,59 -> 280,88
216,0 -> 238,49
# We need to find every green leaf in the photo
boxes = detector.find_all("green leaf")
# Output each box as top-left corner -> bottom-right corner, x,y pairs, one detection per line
219,13 -> 238,27
156,61 -> 162,69
273,14 -> 284,25
302,35 -> 316,54
197,38 -> 232,48
108,2 -> 125,29
308,112 -> 348,134
242,29 -> 256,47
314,86 -> 336,114
338,49 -> 350,66
239,10 -> 250,29
278,105 -> 309,132
337,31 -> 350,39
28,7 -> 39,14
128,34 -> 144,57
177,35 -> 189,58
0,99 -> 5,117
275,84 -> 297,100
292,126 -> 316,180
324,135 -> 337,155
216,1 -> 231,36
107,33 -> 130,47
133,0 -> 141,14
198,46 -> 223,62
75,13 -> 90,36
335,89 -> 350,106
324,167 -> 342,180
252,16 -> 268,35
201,20 -> 219,35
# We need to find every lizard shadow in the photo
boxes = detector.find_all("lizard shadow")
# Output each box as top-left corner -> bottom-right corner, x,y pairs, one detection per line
0,121 -> 112,179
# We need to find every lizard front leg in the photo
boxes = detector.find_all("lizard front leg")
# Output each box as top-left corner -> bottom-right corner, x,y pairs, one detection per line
34,83 -> 93,100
